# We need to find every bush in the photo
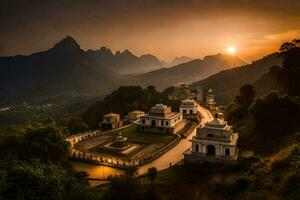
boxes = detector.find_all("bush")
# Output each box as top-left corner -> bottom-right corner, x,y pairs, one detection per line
271,159 -> 291,171
281,172 -> 300,200
212,176 -> 252,198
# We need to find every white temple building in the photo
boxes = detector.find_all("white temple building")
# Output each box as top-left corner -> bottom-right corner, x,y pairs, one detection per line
138,103 -> 185,134
184,114 -> 238,162
125,110 -> 145,122
179,99 -> 200,122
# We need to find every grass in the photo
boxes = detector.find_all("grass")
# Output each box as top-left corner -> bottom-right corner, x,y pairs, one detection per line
111,125 -> 177,144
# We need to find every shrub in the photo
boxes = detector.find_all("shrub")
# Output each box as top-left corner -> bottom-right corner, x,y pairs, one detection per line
281,172 -> 300,200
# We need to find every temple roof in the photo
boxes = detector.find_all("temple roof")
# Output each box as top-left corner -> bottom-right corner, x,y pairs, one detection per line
181,99 -> 196,105
104,113 -> 119,117
153,103 -> 167,109
130,110 -> 145,114
204,117 -> 231,130
209,118 -> 225,125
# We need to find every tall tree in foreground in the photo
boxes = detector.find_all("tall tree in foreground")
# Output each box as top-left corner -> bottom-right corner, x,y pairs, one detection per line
279,39 -> 300,97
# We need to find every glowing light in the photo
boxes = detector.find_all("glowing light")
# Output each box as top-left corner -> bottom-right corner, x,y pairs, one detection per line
227,46 -> 236,54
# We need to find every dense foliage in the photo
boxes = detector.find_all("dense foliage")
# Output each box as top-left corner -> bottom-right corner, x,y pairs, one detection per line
250,93 -> 300,135
226,84 -> 255,124
278,39 -> 300,97
0,122 -> 95,200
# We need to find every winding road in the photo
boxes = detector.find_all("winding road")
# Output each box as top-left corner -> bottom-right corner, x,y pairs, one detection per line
137,104 -> 213,174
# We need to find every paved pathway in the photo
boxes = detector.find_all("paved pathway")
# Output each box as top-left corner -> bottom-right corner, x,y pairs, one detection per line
137,104 -> 213,174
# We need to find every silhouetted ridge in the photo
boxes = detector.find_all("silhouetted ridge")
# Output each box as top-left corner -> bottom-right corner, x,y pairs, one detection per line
86,47 -> 163,74
53,36 -> 80,50
99,46 -> 114,57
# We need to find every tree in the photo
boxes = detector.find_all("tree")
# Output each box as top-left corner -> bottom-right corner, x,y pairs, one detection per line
0,160 -> 93,200
65,117 -> 89,135
147,167 -> 157,187
249,92 -> 300,135
21,122 -> 69,163
280,42 -> 296,53
236,84 -> 255,107
226,84 -> 255,123
278,39 -> 300,96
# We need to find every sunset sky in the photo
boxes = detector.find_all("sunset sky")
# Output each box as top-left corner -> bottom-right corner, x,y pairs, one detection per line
1,0 -> 300,62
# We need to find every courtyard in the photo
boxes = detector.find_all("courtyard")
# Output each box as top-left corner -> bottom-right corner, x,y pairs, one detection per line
73,125 -> 179,163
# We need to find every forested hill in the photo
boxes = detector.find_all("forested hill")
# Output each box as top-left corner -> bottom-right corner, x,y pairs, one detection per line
191,53 -> 282,105
82,85 -> 179,128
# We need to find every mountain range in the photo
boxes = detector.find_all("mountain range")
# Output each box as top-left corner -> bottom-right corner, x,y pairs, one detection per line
168,56 -> 193,67
86,47 -> 163,74
0,36 -> 121,103
136,54 -> 246,89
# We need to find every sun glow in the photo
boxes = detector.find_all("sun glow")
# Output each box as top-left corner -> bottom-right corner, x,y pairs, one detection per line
226,46 -> 236,54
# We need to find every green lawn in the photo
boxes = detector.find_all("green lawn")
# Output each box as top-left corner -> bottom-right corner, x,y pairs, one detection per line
111,125 -> 177,144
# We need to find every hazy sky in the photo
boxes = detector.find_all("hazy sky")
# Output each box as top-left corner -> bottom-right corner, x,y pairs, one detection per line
1,0 -> 300,61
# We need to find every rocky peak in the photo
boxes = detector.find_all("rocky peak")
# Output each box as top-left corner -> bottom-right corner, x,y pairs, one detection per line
53,36 -> 80,51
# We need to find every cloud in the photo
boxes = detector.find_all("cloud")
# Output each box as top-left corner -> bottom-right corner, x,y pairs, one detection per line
264,30 -> 300,41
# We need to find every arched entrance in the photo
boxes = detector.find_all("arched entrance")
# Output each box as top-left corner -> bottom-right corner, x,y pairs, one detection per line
151,120 -> 156,126
225,148 -> 230,156
207,145 -> 216,156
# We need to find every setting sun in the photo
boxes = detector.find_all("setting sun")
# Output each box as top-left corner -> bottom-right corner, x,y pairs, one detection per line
227,46 -> 236,54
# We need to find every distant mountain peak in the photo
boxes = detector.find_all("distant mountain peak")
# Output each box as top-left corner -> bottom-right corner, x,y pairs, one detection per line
99,46 -> 113,56
99,46 -> 110,51
53,36 -> 80,50
169,56 -> 193,67
202,53 -> 246,67
115,51 -> 121,56
140,54 -> 157,59
121,49 -> 136,57
123,49 -> 131,53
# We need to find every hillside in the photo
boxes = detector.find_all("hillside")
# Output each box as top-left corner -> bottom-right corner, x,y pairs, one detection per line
137,54 -> 246,90
87,47 -> 163,75
252,65 -> 283,97
82,85 -> 179,128
0,36 -> 121,104
191,53 -> 282,105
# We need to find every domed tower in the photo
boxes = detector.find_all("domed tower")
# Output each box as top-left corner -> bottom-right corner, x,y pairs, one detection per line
206,88 -> 216,109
